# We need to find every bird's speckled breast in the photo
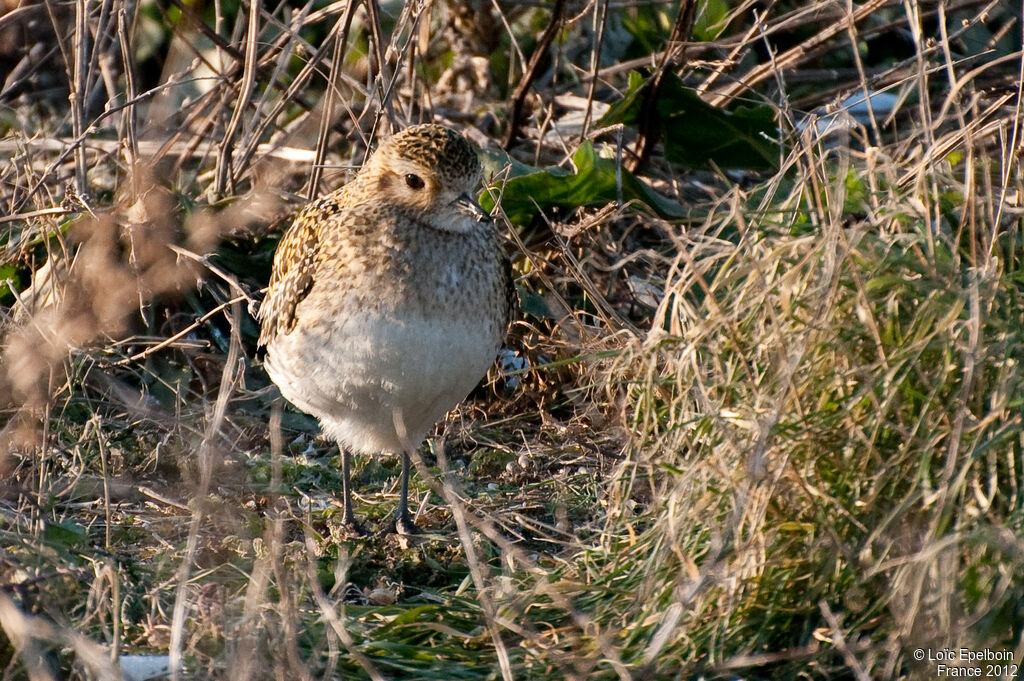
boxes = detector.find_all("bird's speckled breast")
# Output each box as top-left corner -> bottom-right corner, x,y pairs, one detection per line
316,199 -> 509,329
263,204 -> 510,454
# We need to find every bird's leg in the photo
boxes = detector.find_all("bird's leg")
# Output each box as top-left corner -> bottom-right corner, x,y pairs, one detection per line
340,448 -> 366,536
394,449 -> 420,535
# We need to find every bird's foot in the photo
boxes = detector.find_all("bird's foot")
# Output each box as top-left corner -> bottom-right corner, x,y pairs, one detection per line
339,515 -> 369,538
393,512 -> 421,536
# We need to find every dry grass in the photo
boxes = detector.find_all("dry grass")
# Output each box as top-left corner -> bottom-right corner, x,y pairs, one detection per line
1,0 -> 1023,679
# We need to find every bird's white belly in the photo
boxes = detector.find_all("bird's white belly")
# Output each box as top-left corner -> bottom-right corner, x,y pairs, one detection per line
265,312 -> 498,454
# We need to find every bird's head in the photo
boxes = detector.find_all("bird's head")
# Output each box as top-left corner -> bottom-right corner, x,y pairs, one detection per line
364,123 -> 491,232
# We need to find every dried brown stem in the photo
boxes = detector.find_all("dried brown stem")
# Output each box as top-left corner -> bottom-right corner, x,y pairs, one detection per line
71,0 -> 90,198
628,0 -> 697,172
214,0 -> 261,195
306,4 -> 360,199
502,0 -> 567,150
117,6 -> 140,197
706,0 -> 889,107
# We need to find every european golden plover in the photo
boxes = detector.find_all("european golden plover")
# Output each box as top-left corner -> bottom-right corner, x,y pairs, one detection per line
258,123 -> 512,534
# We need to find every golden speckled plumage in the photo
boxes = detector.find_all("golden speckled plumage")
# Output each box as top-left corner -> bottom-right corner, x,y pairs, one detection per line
257,123 -> 512,533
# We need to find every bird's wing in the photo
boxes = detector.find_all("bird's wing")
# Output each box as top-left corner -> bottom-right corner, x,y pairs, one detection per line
258,196 -> 337,346
502,252 -> 517,335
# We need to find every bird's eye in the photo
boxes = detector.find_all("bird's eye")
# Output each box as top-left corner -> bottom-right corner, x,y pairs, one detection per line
405,174 -> 425,190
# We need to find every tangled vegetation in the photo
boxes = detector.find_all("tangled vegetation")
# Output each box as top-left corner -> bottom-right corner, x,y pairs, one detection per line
1,0 -> 1023,678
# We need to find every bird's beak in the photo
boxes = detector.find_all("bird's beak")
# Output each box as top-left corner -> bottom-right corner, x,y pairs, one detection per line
453,193 -> 493,223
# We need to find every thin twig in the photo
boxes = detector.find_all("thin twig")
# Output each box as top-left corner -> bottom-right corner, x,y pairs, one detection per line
502,0 -> 567,150
362,0 -> 427,144
71,0 -> 90,198
85,0 -> 115,112
0,136 -> 317,162
580,0 -> 608,139
234,1 -> 314,180
117,6 -> 140,197
706,0 -> 889,107
214,0 -> 261,195
307,25 -> 347,200
114,292 -> 249,366
0,208 -> 70,225
233,5 -> 364,186
169,302 -> 243,681
819,601 -> 872,681
629,0 -> 697,171
304,537 -> 388,681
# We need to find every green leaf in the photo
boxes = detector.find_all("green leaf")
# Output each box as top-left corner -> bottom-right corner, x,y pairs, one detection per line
694,0 -> 731,40
599,70 -> 646,128
620,6 -> 672,55
599,70 -> 781,170
44,520 -> 89,550
517,287 -> 554,320
0,264 -> 19,305
479,142 -> 686,226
